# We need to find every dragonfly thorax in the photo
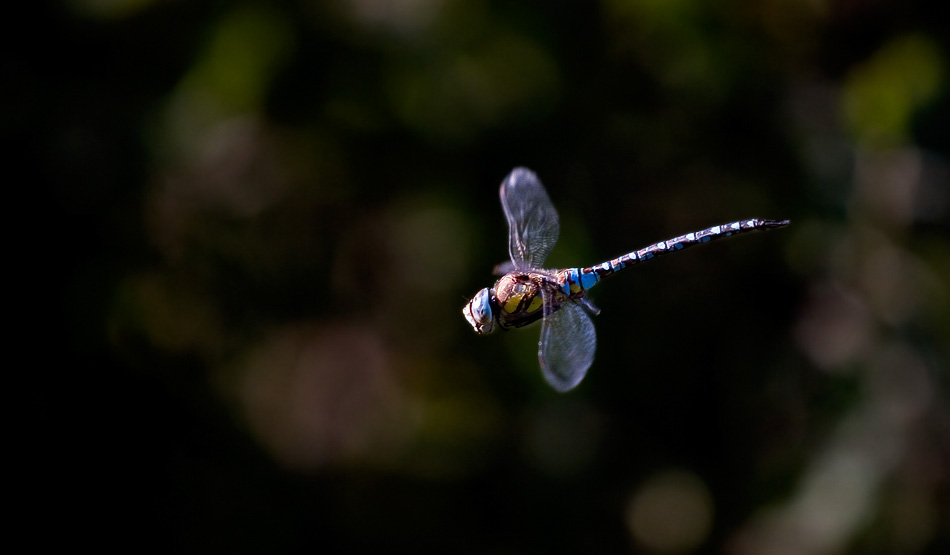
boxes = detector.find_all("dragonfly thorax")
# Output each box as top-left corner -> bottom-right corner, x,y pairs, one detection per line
493,272 -> 561,329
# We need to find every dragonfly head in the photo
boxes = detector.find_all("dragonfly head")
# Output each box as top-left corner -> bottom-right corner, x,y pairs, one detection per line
463,287 -> 497,334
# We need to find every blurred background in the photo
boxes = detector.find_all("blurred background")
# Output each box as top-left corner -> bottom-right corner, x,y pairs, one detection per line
29,0 -> 948,552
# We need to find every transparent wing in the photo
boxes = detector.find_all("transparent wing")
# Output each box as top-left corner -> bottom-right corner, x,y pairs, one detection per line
500,167 -> 560,270
538,293 -> 596,392
492,260 -> 516,276
578,296 -> 601,316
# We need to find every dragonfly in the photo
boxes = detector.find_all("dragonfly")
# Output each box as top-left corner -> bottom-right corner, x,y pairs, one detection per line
463,167 -> 789,392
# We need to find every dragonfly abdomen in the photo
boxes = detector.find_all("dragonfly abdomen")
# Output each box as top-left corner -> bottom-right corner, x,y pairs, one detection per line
557,218 -> 789,295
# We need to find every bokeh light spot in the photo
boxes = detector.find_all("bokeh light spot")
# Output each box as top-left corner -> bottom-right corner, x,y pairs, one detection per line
625,469 -> 714,553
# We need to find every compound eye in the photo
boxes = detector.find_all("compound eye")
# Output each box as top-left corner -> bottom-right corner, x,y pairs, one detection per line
472,288 -> 493,324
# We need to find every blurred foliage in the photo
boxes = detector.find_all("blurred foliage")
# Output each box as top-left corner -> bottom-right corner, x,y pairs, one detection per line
843,33 -> 943,148
28,0 -> 949,552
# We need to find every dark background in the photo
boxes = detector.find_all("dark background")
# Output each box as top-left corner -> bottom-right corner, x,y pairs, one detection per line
27,0 -> 949,552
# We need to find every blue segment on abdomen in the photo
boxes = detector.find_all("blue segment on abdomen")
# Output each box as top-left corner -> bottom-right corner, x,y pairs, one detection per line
580,270 -> 598,290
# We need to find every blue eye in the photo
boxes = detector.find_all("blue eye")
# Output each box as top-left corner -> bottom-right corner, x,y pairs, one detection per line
473,288 -> 492,323
463,288 -> 496,334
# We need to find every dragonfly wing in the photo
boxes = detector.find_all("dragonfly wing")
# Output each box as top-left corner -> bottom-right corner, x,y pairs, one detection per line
500,167 -> 560,270
578,296 -> 601,316
492,260 -> 516,276
539,292 -> 596,392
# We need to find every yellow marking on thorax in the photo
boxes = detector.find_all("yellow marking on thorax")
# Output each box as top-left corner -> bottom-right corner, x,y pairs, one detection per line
526,296 -> 543,313
503,293 -> 524,314
570,283 -> 582,294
